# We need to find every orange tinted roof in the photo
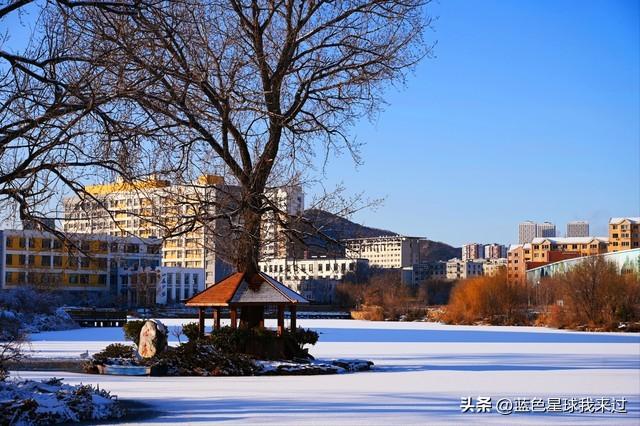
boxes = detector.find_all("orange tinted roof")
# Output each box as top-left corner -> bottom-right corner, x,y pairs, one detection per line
185,272 -> 246,306
185,272 -> 309,306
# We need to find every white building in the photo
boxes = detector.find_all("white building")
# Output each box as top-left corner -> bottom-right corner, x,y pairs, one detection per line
519,221 -> 537,244
261,185 -> 305,259
154,267 -> 205,304
445,258 -> 484,280
343,235 -> 422,269
259,257 -> 368,283
566,221 -> 589,238
462,243 -> 484,261
259,257 -> 368,304
537,222 -> 556,238
481,258 -> 508,277
519,221 -> 556,243
484,243 -> 508,259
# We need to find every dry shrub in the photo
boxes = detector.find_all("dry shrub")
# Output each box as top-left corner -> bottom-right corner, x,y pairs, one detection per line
339,270 -> 422,320
443,271 -> 528,325
351,305 -> 384,321
539,257 -> 640,329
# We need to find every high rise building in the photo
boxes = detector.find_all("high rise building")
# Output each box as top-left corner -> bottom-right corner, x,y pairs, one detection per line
483,243 -> 507,259
260,186 -> 305,260
518,221 -> 537,244
462,243 -> 484,261
608,217 -> 640,252
566,221 -> 589,237
536,222 -> 556,238
518,221 -> 556,243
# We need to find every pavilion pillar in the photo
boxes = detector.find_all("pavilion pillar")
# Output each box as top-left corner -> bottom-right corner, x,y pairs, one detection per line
290,305 -> 297,332
213,307 -> 221,331
277,305 -> 285,336
198,307 -> 205,337
230,306 -> 238,329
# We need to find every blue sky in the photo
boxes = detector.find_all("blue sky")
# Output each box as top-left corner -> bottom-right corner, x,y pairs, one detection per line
313,0 -> 640,246
3,1 -> 639,246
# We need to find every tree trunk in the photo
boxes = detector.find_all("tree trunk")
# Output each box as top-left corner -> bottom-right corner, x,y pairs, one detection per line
235,194 -> 263,277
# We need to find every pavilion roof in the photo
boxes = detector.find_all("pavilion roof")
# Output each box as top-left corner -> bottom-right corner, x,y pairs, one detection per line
185,272 -> 309,307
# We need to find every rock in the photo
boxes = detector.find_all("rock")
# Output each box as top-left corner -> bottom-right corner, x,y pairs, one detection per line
137,320 -> 168,358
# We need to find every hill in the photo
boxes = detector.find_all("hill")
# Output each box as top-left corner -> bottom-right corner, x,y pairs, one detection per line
302,209 -> 460,262
302,209 -> 396,241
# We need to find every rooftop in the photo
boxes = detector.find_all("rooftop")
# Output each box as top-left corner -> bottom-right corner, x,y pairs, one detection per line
185,272 -> 308,307
530,237 -> 608,245
609,217 -> 640,225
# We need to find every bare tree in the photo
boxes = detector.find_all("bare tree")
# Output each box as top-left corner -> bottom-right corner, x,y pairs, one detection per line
59,0 -> 433,275
0,0 -> 147,231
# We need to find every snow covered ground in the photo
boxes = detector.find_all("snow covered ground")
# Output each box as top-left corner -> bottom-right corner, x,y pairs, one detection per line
13,319 -> 640,425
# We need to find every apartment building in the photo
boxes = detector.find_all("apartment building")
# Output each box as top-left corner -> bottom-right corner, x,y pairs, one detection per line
507,243 -> 532,284
518,221 -> 556,243
537,222 -> 556,238
62,175 -> 237,287
344,236 -> 421,269
608,217 -> 640,252
445,258 -> 484,280
482,258 -> 508,277
401,261 -> 447,286
507,236 -> 608,284
259,257 -> 368,304
154,267 -> 205,305
484,243 -> 507,259
259,257 -> 369,283
566,221 -> 589,238
530,237 -> 608,261
260,186 -> 305,260
462,243 -> 483,261
0,229 -> 160,293
518,221 -> 537,244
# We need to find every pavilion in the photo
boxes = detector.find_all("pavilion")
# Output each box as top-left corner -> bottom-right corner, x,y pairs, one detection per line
185,272 -> 309,337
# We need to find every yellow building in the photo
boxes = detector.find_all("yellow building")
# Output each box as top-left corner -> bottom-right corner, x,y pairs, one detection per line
62,176 -> 237,286
507,243 -> 532,284
0,229 -> 160,293
530,237 -> 609,261
608,217 -> 640,252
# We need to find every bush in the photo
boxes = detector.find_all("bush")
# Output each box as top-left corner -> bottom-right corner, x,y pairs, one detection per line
123,320 -> 146,346
444,271 -> 528,325
84,343 -> 136,373
0,287 -> 62,315
153,340 -> 256,376
537,257 -> 640,330
207,326 -> 319,360
351,305 -> 384,321
0,311 -> 22,341
92,343 -> 136,364
182,322 -> 201,341
338,270 -> 428,320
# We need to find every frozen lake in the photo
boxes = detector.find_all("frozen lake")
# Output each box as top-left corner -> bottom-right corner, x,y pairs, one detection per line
14,319 -> 640,424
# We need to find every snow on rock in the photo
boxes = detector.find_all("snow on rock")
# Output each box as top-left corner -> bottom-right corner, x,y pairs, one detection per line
254,359 -> 374,375
0,377 -> 124,425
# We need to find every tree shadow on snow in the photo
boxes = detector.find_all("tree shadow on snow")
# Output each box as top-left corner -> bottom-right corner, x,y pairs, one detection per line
313,327 -> 640,344
371,353 -> 640,373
